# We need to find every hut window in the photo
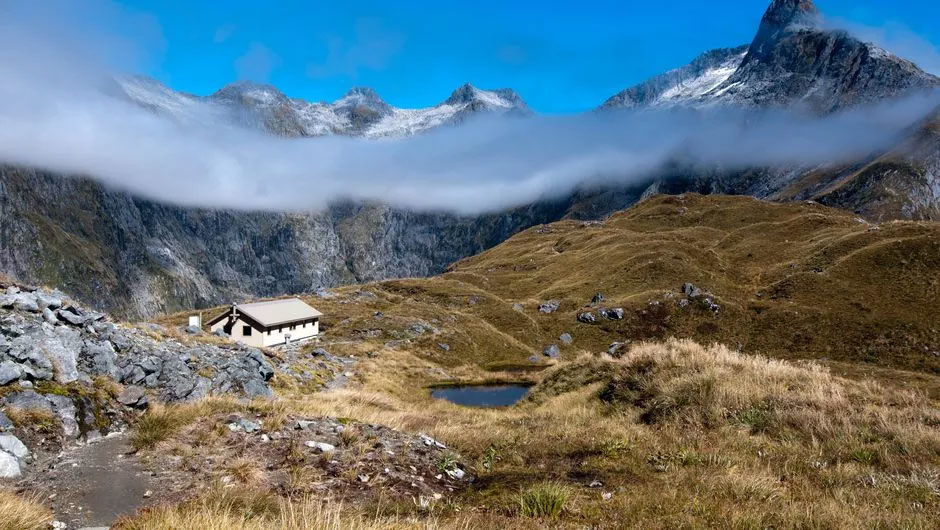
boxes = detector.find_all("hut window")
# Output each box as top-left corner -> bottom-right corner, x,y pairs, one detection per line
243,326 -> 252,336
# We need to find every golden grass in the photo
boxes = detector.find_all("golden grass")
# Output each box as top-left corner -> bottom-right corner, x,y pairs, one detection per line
2,406 -> 58,434
0,489 -> 53,530
135,195 -> 940,527
115,485 -> 475,530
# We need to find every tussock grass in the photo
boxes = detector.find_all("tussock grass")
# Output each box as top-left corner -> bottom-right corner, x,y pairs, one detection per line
130,397 -> 242,451
115,485 -> 473,529
3,406 -> 58,433
0,489 -> 53,530
518,482 -> 569,519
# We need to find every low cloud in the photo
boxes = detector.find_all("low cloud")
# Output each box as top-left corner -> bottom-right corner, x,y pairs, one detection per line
823,16 -> 940,75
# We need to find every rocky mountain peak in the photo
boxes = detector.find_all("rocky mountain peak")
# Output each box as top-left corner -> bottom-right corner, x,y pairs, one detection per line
444,83 -> 480,104
747,0 -> 820,60
443,83 -> 529,113
336,86 -> 387,106
210,81 -> 289,105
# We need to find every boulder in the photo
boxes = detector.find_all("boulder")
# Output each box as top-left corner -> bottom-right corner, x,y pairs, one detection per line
212,328 -> 229,338
0,410 -> 12,431
304,441 -> 335,453
591,293 -> 605,304
0,451 -> 21,478
608,342 -> 628,357
34,292 -> 62,311
512,303 -> 524,312
228,418 -> 261,433
0,361 -> 23,385
559,333 -> 573,345
12,294 -> 40,313
242,379 -> 273,399
56,309 -> 88,326
44,327 -> 83,383
438,343 -> 450,352
4,390 -> 54,413
601,308 -> 625,320
0,434 -> 30,459
46,394 -> 80,438
577,312 -> 597,324
681,283 -> 703,298
42,307 -> 59,325
84,340 -> 119,378
117,385 -> 148,408
543,344 -> 561,358
539,300 -> 560,314
0,295 -> 15,309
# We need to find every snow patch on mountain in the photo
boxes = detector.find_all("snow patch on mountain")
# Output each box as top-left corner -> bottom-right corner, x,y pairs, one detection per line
115,78 -> 528,138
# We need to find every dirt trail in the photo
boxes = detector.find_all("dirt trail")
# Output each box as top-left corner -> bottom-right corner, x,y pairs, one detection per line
23,434 -> 158,528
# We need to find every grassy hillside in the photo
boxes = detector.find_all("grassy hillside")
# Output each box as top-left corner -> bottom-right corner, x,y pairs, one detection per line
134,194 -> 939,528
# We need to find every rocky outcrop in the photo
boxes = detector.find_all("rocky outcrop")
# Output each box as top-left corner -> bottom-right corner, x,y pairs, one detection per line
0,166 -> 571,319
0,282 -> 276,411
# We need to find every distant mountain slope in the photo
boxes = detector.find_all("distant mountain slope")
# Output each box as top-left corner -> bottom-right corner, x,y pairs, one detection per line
603,0 -> 939,111
116,78 -> 530,138
440,193 -> 940,373
599,0 -> 940,221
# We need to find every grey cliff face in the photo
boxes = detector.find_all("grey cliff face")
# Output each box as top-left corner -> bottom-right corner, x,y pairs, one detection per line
0,165 -> 571,319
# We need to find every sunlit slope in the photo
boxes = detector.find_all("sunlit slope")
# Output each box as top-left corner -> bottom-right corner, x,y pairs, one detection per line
442,194 -> 939,372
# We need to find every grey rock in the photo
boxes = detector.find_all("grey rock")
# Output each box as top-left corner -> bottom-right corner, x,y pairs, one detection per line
527,355 -> 541,363
12,294 -> 39,313
0,361 -> 23,385
0,451 -> 21,478
242,379 -> 273,399
45,394 -> 80,438
183,325 -> 202,334
0,295 -> 14,309
539,300 -> 560,314
0,434 -> 30,459
212,328 -> 229,338
511,303 -> 524,312
57,309 -> 88,326
608,342 -> 628,357
228,418 -> 261,433
4,390 -> 54,413
304,441 -> 335,453
314,287 -> 335,299
559,333 -> 573,345
591,293 -> 605,304
601,308 -> 625,320
543,344 -> 561,358
681,283 -> 703,298
577,312 -> 597,324
0,410 -> 12,430
42,307 -> 59,325
34,292 -> 62,310
438,343 -> 450,352
117,385 -> 148,408
41,327 -> 83,383
84,340 -> 119,378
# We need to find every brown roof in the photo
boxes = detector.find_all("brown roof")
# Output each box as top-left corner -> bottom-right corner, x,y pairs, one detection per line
235,298 -> 322,327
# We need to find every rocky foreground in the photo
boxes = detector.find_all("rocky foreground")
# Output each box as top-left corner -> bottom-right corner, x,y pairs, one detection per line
0,278 -> 278,479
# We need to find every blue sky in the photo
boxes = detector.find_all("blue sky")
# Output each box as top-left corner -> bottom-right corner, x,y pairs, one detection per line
102,0 -> 940,112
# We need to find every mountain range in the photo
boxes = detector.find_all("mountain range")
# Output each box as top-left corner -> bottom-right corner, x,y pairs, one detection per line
0,0 -> 938,319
